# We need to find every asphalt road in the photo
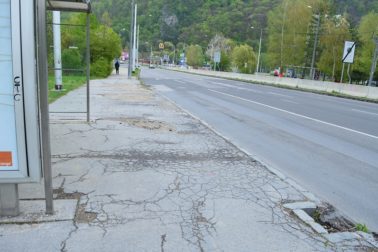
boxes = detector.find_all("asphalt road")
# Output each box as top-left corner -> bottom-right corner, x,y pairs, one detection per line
141,67 -> 378,232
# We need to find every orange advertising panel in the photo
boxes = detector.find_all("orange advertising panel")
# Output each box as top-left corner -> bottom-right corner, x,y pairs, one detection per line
0,152 -> 13,166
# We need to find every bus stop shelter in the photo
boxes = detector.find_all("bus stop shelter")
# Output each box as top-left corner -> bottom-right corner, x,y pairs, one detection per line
39,0 -> 91,216
0,0 -> 92,217
42,0 -> 91,214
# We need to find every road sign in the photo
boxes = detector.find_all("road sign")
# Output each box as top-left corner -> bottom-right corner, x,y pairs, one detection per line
159,43 -> 165,50
0,0 -> 42,183
342,41 -> 356,64
214,51 -> 221,63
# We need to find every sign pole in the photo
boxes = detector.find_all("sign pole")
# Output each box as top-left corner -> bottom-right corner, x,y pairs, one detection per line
340,63 -> 345,83
347,63 -> 351,84
37,0 -> 54,214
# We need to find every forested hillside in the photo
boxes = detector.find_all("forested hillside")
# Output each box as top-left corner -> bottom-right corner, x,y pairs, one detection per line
91,0 -> 377,49
88,0 -> 378,82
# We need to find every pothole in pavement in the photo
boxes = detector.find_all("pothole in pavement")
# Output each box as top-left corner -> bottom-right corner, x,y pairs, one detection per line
284,200 -> 378,247
305,203 -> 355,233
53,188 -> 97,223
75,203 -> 97,223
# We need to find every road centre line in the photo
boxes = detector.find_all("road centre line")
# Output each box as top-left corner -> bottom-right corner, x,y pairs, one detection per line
268,92 -> 293,98
281,99 -> 299,104
175,79 -> 186,84
351,109 -> 378,116
208,81 -> 263,93
208,89 -> 378,140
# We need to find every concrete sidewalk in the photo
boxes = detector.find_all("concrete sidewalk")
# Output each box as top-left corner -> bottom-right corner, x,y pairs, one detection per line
0,71 -> 375,251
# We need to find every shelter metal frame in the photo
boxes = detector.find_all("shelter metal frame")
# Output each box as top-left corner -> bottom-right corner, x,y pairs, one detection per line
37,0 -> 91,214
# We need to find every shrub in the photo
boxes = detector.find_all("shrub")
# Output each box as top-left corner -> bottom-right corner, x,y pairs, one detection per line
231,44 -> 257,74
91,57 -> 112,77
186,45 -> 204,68
62,48 -> 83,70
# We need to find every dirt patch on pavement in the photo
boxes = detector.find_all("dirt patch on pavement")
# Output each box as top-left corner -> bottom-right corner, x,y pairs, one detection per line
104,117 -> 176,132
75,203 -> 98,223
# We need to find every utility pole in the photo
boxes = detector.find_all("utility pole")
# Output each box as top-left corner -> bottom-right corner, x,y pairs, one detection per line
256,28 -> 262,73
136,25 -> 139,68
280,2 -> 287,75
132,4 -> 137,71
310,13 -> 321,80
53,11 -> 62,90
128,0 -> 135,79
368,37 -> 378,86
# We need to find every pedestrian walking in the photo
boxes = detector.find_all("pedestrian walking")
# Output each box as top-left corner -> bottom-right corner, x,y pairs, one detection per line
115,59 -> 120,74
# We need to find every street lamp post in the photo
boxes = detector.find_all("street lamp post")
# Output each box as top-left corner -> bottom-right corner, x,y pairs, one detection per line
257,28 -> 262,73
280,2 -> 288,76
308,5 -> 321,80
251,26 -> 263,73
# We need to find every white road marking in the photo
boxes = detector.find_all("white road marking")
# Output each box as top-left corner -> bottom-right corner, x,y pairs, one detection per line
351,109 -> 378,116
175,80 -> 186,84
209,89 -> 378,139
208,81 -> 263,93
281,99 -> 299,104
268,92 -> 293,98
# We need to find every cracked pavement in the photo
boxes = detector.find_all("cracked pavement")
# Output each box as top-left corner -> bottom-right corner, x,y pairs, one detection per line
0,70 -> 371,251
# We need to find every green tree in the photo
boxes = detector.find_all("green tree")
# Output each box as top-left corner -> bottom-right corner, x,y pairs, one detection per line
317,15 -> 351,81
355,12 -> 378,80
267,0 -> 329,72
186,45 -> 204,68
60,13 -> 121,77
231,44 -> 257,74
219,51 -> 231,71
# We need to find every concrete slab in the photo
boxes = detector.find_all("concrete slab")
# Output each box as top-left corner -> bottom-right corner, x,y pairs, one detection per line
325,232 -> 360,243
283,201 -> 317,210
0,199 -> 77,224
293,209 -> 314,223
308,221 -> 328,234
0,222 -> 75,252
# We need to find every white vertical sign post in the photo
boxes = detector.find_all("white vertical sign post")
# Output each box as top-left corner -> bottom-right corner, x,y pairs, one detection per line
341,41 -> 356,83
0,0 -> 42,215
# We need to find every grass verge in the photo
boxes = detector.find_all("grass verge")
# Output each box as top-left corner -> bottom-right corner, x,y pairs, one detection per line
48,75 -> 87,103
132,68 -> 141,79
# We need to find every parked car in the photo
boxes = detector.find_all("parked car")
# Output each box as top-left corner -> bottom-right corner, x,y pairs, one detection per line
286,68 -> 297,78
